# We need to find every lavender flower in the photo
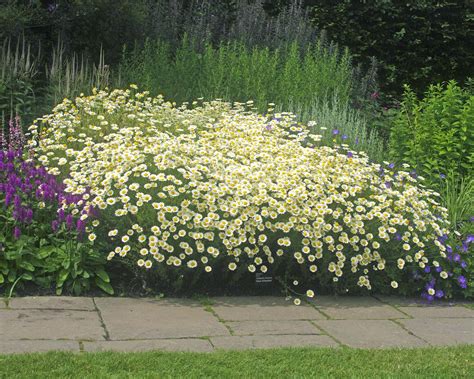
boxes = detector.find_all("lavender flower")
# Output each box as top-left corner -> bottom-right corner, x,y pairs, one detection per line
13,226 -> 21,239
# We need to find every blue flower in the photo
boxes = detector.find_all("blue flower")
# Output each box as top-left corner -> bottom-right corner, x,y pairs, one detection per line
435,289 -> 444,299
457,275 -> 467,288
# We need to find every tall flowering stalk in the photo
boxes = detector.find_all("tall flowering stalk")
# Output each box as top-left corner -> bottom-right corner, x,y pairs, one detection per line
1,116 -> 109,295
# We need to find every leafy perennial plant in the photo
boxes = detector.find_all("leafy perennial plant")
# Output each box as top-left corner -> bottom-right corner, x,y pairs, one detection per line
28,87 -> 470,299
0,117 -> 111,295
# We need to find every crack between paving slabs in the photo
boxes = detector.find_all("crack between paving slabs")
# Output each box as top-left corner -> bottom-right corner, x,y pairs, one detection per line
302,299 -> 345,346
92,297 -> 111,341
303,298 -> 332,320
202,302 -> 235,336
388,319 -> 431,346
307,320 -> 345,347
371,295 -> 415,319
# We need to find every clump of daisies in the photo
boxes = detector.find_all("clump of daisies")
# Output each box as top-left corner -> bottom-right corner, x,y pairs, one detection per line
28,86 -> 470,299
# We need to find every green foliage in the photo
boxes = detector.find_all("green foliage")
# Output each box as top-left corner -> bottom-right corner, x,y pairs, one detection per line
0,236 -> 111,296
439,173 -> 474,233
0,38 -> 38,122
0,145 -> 111,296
309,0 -> 474,98
290,95 -> 385,162
118,37 -> 353,112
118,36 -> 385,161
45,39 -> 110,105
389,81 -> 474,182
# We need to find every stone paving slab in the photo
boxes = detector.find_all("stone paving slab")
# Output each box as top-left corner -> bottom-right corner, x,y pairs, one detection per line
0,340 -> 80,354
227,320 -> 321,336
210,334 -> 338,350
314,320 -> 427,348
398,305 -> 474,318
211,296 -> 326,321
1,296 -> 473,354
0,309 -> 105,341
310,296 -> 407,320
83,339 -> 214,353
375,296 -> 471,307
7,296 -> 95,311
94,297 -> 229,340
400,318 -> 474,346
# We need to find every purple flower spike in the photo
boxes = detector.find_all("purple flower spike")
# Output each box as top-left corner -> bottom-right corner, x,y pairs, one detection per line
66,214 -> 74,229
439,173 -> 446,179
332,129 -> 339,136
347,152 -> 353,158
13,226 -> 21,239
388,163 -> 395,169
342,134 -> 348,140
465,235 -> 474,245
435,290 -> 444,299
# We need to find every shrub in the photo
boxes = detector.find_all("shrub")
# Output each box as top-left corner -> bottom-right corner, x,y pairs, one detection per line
0,117 -> 111,295
389,81 -> 474,183
309,0 -> 474,98
28,87 -> 471,299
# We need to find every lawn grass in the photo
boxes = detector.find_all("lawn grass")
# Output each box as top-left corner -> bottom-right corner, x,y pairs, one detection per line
1,346 -> 473,378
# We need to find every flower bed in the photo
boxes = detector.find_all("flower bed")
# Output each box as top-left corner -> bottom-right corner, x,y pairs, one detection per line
0,117 -> 111,295
27,87 -> 471,299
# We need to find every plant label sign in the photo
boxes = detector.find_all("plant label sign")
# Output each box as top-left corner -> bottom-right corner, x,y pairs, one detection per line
255,273 -> 272,284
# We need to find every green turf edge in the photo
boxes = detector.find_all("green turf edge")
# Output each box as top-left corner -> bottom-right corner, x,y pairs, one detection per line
1,345 -> 473,378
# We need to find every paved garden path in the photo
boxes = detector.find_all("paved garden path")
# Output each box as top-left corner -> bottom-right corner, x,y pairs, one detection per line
1,295 -> 473,354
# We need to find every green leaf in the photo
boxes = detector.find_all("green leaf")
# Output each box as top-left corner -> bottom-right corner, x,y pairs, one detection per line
7,270 -> 16,283
57,269 -> 69,286
0,273 -> 4,284
19,262 -> 35,271
38,246 -> 56,259
95,278 -> 114,295
96,269 -> 110,283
